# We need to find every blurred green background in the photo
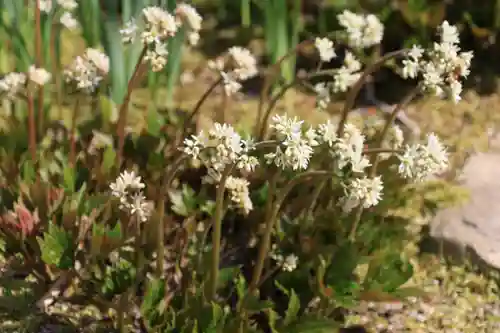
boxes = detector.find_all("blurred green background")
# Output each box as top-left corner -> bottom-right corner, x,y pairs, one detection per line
2,0 -> 500,107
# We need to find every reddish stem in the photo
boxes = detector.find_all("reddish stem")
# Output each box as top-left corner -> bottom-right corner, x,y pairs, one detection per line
116,47 -> 148,165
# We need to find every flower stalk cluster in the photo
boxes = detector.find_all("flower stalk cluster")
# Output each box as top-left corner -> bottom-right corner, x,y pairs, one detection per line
110,170 -> 153,223
120,4 -> 203,72
401,21 -> 473,103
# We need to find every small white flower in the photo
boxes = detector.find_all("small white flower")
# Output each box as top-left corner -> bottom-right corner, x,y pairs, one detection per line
317,120 -> 338,147
142,6 -> 178,43
226,176 -> 253,214
402,59 -> 420,79
88,130 -> 113,155
334,123 -> 370,172
176,4 -> 202,31
408,45 -> 424,60
314,83 -> 331,110
28,66 -> 51,86
439,20 -> 459,45
397,133 -> 448,181
338,10 -> 384,49
64,55 -> 103,93
282,254 -> 299,272
228,47 -> 258,80
39,0 -> 53,13
176,3 -> 202,46
448,79 -> 462,104
130,192 -> 153,222
120,19 -> 139,44
60,11 -> 79,30
85,48 -> 109,75
145,42 -> 169,72
56,0 -> 77,11
332,52 -> 362,93
267,114 -> 315,171
221,71 -> 242,96
343,176 -> 384,212
188,31 -> 200,46
0,72 -> 27,100
315,37 -> 336,62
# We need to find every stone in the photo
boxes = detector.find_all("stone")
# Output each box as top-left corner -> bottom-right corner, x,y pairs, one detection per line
428,151 -> 500,270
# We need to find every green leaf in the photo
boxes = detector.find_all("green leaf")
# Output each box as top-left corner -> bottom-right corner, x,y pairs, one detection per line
37,223 -> 74,269
246,298 -> 274,314
147,107 -> 164,137
284,289 -> 300,325
22,159 -> 36,185
324,241 -> 360,296
363,252 -> 414,292
217,266 -> 241,289
106,222 -> 123,241
101,145 -> 116,173
63,165 -> 75,192
169,184 -> 197,217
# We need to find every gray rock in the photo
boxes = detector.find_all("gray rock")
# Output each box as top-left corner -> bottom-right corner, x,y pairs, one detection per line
429,151 -> 500,270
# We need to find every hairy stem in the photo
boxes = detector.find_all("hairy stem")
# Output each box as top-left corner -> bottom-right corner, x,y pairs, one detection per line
35,0 -> 45,140
248,170 -> 330,294
337,49 -> 408,137
182,76 -> 223,139
116,46 -> 147,165
69,97 -> 80,167
348,85 -> 420,241
27,92 -> 37,162
207,166 -> 233,301
254,40 -> 312,137
369,85 -> 420,178
156,155 -> 188,276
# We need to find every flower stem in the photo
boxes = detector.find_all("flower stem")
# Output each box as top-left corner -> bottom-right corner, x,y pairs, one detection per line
116,46 -> 148,165
348,85 -> 420,241
34,0 -> 45,140
26,92 -> 37,162
156,155 -> 188,276
69,97 -> 80,167
337,49 -> 408,137
181,76 -> 223,139
207,166 -> 233,301
248,170 -> 330,294
369,85 -> 420,177
254,40 -> 312,137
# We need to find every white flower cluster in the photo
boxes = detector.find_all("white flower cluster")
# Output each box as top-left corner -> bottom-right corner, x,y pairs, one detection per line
270,245 -> 299,272
332,123 -> 371,173
0,72 -> 27,100
333,51 -> 362,93
225,176 -> 253,214
182,123 -> 258,213
343,176 -> 384,212
314,83 -> 331,111
315,37 -> 336,62
64,48 -> 109,93
366,121 -> 404,160
141,6 -> 177,72
401,21 -> 473,103
40,0 -> 79,30
313,52 -> 362,110
183,123 -> 259,174
176,3 -> 203,46
337,10 -> 384,49
265,114 -> 319,171
208,47 -> 258,96
120,4 -> 202,72
110,170 -> 153,222
398,133 -> 448,182
28,66 -> 51,87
